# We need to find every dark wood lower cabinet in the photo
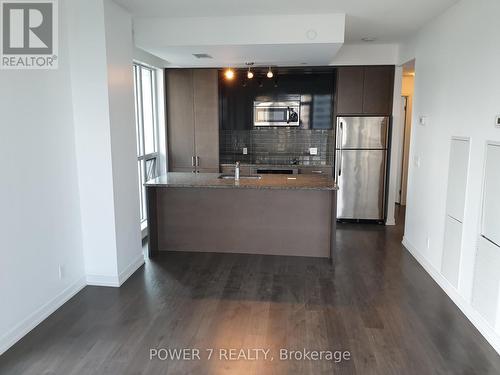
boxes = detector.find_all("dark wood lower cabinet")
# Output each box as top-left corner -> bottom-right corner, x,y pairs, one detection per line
147,186 -> 336,258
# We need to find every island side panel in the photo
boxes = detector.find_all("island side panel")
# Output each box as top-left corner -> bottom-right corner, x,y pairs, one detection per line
154,187 -> 332,258
145,186 -> 159,257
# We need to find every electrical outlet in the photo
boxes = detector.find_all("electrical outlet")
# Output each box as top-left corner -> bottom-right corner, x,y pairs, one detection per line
242,147 -> 248,155
309,147 -> 318,155
495,115 -> 500,128
58,265 -> 64,280
419,116 -> 427,126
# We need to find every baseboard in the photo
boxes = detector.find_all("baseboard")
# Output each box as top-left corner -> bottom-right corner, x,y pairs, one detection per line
0,276 -> 86,356
86,253 -> 144,287
86,274 -> 120,287
402,237 -> 500,355
118,253 -> 145,286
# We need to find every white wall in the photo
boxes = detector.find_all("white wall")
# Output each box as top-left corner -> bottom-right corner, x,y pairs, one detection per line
69,0 -> 143,286
103,0 -> 144,278
69,0 -> 119,283
135,14 -> 345,46
0,0 -> 86,354
0,0 -> 143,354
401,0 -> 500,353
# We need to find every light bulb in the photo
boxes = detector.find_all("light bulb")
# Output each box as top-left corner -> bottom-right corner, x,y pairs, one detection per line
224,69 -> 235,80
267,68 -> 273,78
247,70 -> 254,79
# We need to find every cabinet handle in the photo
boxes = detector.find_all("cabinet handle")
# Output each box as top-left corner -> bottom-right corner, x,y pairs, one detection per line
196,156 -> 200,167
191,156 -> 195,167
312,170 -> 323,174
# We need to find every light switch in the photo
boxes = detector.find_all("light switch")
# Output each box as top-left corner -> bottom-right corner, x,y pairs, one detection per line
495,115 -> 500,128
309,147 -> 318,155
242,147 -> 248,155
419,116 -> 427,126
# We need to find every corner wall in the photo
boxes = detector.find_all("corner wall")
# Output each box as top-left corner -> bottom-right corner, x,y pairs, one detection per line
69,0 -> 143,286
103,0 -> 144,281
401,0 -> 500,353
68,0 -> 119,284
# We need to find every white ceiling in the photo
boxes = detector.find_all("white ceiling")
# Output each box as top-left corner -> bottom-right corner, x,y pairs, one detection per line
141,44 -> 344,68
116,0 -> 459,43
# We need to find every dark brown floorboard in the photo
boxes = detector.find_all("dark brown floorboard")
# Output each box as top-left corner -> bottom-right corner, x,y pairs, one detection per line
1,209 -> 500,374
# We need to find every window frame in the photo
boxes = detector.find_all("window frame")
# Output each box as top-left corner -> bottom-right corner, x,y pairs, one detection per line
133,63 -> 160,224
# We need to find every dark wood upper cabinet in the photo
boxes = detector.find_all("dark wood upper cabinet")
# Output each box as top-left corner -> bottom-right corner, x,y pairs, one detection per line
193,69 -> 219,172
336,65 -> 395,116
166,69 -> 219,172
166,69 -> 195,170
362,66 -> 395,115
336,67 -> 364,115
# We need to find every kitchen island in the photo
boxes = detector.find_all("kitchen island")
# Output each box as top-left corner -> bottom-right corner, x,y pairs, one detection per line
145,173 -> 337,259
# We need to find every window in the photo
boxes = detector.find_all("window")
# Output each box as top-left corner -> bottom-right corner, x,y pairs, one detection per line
133,63 -> 159,224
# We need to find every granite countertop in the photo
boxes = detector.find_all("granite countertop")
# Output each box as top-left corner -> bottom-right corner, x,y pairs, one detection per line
145,173 -> 337,191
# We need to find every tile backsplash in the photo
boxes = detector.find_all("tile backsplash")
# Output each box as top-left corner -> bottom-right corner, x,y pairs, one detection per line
220,128 -> 334,165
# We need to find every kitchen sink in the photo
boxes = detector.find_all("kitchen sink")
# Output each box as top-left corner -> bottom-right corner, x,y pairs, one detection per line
218,174 -> 262,180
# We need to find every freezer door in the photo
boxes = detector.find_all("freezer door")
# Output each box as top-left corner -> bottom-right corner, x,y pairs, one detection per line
337,117 -> 388,149
336,149 -> 387,220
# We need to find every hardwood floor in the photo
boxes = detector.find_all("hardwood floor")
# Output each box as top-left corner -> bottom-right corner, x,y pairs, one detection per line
1,213 -> 500,374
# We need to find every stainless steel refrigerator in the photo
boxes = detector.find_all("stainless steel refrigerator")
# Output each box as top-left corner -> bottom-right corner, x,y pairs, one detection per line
335,116 -> 389,221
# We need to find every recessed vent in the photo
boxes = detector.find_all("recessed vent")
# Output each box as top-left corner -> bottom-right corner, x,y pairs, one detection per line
193,53 -> 213,59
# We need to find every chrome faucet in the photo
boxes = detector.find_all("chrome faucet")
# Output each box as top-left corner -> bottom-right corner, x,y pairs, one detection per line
235,161 -> 240,181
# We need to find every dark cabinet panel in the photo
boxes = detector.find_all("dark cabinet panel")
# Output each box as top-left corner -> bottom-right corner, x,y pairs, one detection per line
336,66 -> 395,116
193,69 -> 219,171
166,69 -> 219,172
336,67 -> 364,115
362,66 -> 395,115
166,70 -> 195,171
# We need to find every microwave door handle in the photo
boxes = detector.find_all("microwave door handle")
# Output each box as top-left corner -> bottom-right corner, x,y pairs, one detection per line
286,107 -> 290,124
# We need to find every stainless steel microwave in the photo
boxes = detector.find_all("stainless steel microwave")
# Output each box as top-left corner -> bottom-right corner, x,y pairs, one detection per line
253,100 -> 300,127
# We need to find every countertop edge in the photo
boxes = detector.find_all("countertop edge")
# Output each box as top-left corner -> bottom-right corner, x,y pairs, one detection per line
145,183 -> 337,191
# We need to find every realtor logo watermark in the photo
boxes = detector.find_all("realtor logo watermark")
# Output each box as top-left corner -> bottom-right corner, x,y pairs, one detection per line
1,0 -> 58,69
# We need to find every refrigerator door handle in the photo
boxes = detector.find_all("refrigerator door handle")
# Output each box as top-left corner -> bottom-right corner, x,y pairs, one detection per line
338,121 -> 343,176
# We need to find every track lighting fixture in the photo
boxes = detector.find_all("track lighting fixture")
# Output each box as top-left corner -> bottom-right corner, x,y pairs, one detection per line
224,68 -> 235,80
245,62 -> 254,79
